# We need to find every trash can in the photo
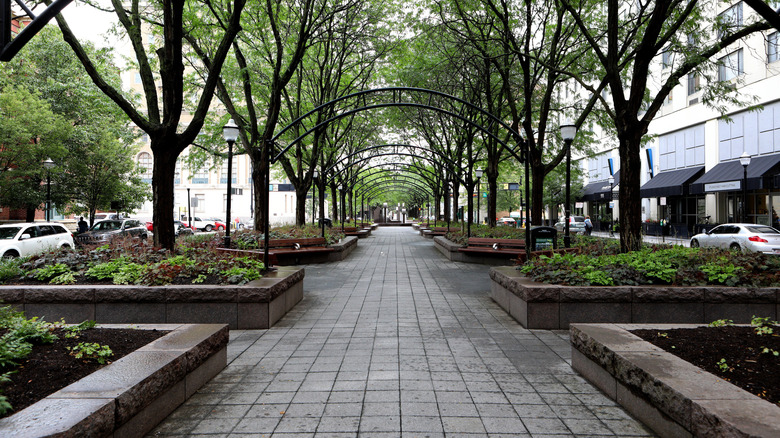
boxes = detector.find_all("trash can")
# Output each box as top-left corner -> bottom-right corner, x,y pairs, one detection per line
530,226 -> 557,251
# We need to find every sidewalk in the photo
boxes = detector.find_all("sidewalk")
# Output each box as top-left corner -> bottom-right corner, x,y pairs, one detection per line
590,230 -> 690,247
149,227 -> 654,437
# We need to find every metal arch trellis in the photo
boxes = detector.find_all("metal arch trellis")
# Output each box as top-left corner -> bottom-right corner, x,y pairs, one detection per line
263,87 -> 532,269
0,0 -> 74,62
269,87 -> 523,163
322,144 -> 460,181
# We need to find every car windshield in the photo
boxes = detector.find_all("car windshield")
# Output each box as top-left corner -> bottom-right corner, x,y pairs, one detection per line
746,226 -> 779,234
0,227 -> 21,239
93,220 -> 122,231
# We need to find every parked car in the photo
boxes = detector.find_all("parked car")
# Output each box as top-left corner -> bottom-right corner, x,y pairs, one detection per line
187,216 -> 224,232
76,219 -> 148,245
554,216 -> 587,235
173,220 -> 194,237
690,223 -> 780,254
497,217 -> 516,226
235,217 -> 254,230
145,220 -> 197,234
0,222 -> 75,258
92,213 -> 125,221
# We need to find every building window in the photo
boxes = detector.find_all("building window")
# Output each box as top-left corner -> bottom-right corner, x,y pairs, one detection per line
718,2 -> 743,39
192,166 -> 209,184
687,73 -> 700,95
134,73 -> 142,84
664,90 -> 673,105
718,49 -> 743,81
174,161 -> 182,185
769,32 -> 779,63
195,195 -> 205,212
661,48 -> 671,68
220,158 -> 237,184
137,152 -> 152,184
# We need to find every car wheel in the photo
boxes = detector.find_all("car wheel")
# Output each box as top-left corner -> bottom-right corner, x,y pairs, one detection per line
730,243 -> 741,251
140,234 -> 148,241
218,225 -> 225,231
2,250 -> 19,259
205,225 -> 213,232
690,239 -> 699,248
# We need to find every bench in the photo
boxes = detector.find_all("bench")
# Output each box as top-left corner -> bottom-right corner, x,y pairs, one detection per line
218,238 -> 335,266
458,238 -> 526,257
422,227 -> 458,238
341,227 -> 370,238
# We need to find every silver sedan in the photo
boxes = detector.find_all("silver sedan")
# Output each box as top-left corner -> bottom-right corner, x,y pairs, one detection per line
690,223 -> 780,254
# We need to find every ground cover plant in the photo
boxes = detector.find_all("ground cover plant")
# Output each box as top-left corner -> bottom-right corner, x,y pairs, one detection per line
445,224 -> 525,245
0,233 -> 265,286
232,225 -> 345,249
0,306 -> 167,418
520,237 -> 780,287
633,317 -> 780,406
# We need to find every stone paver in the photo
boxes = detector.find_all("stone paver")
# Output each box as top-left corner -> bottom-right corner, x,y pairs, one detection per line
147,227 -> 655,437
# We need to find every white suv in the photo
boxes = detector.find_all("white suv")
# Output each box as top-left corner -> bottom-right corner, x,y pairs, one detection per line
0,222 -> 75,258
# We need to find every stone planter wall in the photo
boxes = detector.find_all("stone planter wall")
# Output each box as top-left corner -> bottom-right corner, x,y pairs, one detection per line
0,323 -> 228,438
490,266 -> 780,329
571,323 -> 780,437
328,235 -> 358,262
433,236 -> 517,266
0,267 -> 304,329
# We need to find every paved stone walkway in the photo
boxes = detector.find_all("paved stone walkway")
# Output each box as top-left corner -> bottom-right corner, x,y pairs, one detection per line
149,227 -> 654,437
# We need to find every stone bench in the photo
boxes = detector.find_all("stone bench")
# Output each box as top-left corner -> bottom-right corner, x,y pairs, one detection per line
421,226 -> 457,238
218,236 -> 357,265
1,267 -> 304,329
489,266 -> 780,329
341,226 -> 370,238
459,237 -> 526,257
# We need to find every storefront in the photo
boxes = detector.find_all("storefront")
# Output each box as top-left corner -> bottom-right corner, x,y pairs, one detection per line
580,171 -> 619,231
640,166 -> 705,237
689,153 -> 780,227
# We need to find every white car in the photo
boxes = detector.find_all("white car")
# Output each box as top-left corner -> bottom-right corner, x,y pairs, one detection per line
0,222 -> 75,258
188,217 -> 224,232
690,223 -> 780,254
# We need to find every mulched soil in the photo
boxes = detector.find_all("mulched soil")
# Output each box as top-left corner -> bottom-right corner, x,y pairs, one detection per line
1,328 -> 168,418
632,326 -> 780,405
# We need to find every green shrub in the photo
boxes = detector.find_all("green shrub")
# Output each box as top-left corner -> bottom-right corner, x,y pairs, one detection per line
32,263 -> 71,282
0,259 -> 22,283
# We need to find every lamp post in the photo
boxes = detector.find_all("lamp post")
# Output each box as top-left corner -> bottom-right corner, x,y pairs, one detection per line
312,170 -> 318,226
520,130 -> 531,261
608,175 -> 615,236
475,167 -> 483,226
740,151 -> 752,223
383,202 -> 388,223
338,183 -> 345,230
222,119 -> 239,248
43,158 -> 55,221
187,188 -> 192,228
560,123 -> 577,248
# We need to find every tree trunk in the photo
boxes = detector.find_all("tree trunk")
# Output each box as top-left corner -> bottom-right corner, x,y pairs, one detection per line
150,135 -> 178,250
532,156 -> 544,225
452,179 -> 460,222
330,184 -> 338,221
617,127 -> 645,252
295,185 -> 308,227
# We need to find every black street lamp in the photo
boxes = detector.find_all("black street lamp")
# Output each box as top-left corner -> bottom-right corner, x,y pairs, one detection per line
560,122 -> 577,248
43,158 -> 55,222
475,167 -> 483,226
222,119 -> 239,248
338,183 -> 345,230
312,170 -> 318,226
740,151 -> 751,223
608,175 -> 615,236
187,188 -> 192,228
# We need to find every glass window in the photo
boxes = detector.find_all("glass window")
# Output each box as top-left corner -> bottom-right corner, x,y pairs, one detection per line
662,48 -> 671,68
38,225 -> 55,236
769,32 -> 779,63
718,49 -> 743,81
0,227 -> 21,239
687,73 -> 700,95
718,2 -> 743,39
192,166 -> 209,184
195,195 -> 205,212
134,73 -> 142,84
220,158 -> 237,184
137,152 -> 153,183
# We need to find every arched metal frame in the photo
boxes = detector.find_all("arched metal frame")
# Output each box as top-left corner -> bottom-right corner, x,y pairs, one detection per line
264,87 -> 530,268
324,144 -> 461,182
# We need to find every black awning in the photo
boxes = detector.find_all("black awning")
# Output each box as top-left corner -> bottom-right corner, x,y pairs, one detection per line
580,170 -> 620,202
640,166 -> 704,198
690,153 -> 780,194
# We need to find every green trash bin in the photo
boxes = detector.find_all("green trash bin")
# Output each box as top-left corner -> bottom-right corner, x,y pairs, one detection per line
530,226 -> 557,251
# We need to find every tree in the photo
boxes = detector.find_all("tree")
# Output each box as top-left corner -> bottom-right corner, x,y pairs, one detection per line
561,0 -> 770,251
2,26 -> 149,224
50,0 -> 245,250
0,86 -> 70,220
